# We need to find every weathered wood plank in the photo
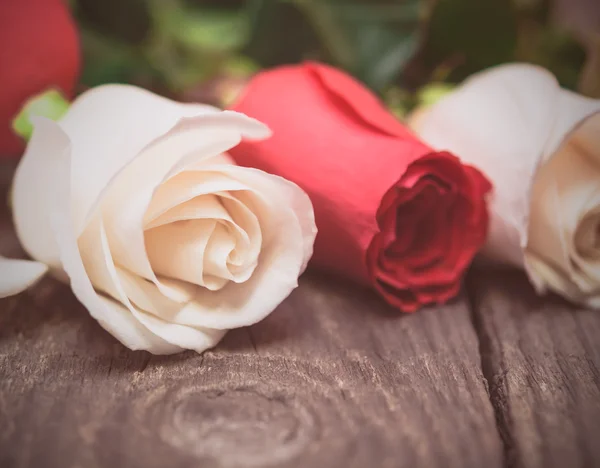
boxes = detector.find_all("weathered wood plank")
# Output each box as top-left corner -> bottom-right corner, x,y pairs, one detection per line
469,270 -> 600,468
0,162 -> 502,468
0,275 -> 504,468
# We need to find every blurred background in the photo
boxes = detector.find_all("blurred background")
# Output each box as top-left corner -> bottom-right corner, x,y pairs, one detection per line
16,0 -> 600,115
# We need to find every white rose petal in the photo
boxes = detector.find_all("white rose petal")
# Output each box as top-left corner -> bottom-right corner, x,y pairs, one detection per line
410,63 -> 600,307
0,257 -> 48,298
43,125 -> 181,353
525,112 -> 600,307
5,85 -> 317,354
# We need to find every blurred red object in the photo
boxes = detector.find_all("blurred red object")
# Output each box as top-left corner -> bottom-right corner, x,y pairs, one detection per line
0,0 -> 79,157
230,62 -> 491,312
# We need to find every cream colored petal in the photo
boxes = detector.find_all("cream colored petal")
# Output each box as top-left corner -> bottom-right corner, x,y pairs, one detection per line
78,210 -> 200,309
95,296 -> 182,354
11,118 -> 71,268
0,257 -> 48,298
412,63 -> 561,269
202,222 -> 254,282
57,221 -> 182,355
144,171 -> 251,223
583,296 -> 600,309
200,274 -> 229,291
81,218 -> 198,304
543,90 -> 600,164
43,121 -> 181,354
78,213 -> 130,305
525,251 -> 583,299
55,84 -> 269,303
158,167 -> 316,330
116,267 -> 184,316
145,219 -> 218,288
146,193 -> 230,229
12,87 -> 219,270
57,85 -> 221,236
526,150 -> 590,278
190,152 -> 235,167
211,165 -> 317,272
218,193 -> 262,270
77,209 -> 211,351
147,195 -> 251,260
68,233 -> 181,353
560,113 -> 600,294
574,208 -> 600,260
526,112 -> 600,297
146,193 -> 258,282
116,268 -> 226,353
155,276 -> 198,303
99,112 -> 270,299
145,170 -> 264,288
129,307 -> 226,354
558,164 -> 600,293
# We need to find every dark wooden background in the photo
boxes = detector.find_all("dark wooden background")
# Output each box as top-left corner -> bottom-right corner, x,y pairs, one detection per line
1,164 -> 599,468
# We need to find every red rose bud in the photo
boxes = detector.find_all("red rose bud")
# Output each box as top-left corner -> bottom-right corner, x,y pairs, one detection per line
0,0 -> 79,157
230,62 -> 492,312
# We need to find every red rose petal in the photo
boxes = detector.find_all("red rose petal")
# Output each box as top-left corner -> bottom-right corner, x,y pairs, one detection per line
414,280 -> 462,306
402,198 -> 452,270
371,153 -> 490,293
306,62 -> 408,139
0,0 -> 80,157
376,280 -> 420,313
230,62 -> 492,312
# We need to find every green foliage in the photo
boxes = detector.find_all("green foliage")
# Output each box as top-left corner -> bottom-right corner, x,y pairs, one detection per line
424,0 -> 518,79
293,1 -> 422,91
12,90 -> 70,141
76,0 -> 151,43
156,5 -> 249,52
70,0 -> 598,106
78,29 -> 149,86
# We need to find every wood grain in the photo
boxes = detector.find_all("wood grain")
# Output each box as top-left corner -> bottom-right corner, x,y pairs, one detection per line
469,270 -> 600,468
0,271 -> 504,468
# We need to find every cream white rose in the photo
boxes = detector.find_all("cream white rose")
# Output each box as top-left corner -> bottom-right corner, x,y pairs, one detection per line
0,85 -> 317,354
409,63 -> 600,307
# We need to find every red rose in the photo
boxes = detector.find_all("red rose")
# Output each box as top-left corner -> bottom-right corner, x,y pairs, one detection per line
0,0 -> 79,157
230,62 -> 491,312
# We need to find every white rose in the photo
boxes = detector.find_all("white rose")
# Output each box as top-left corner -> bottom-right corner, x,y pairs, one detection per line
409,63 -> 600,307
0,85 -> 317,354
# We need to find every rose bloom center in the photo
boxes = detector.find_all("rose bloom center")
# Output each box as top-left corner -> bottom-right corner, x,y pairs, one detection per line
143,170 -> 262,292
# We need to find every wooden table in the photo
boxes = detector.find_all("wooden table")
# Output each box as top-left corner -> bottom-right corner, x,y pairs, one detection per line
1,165 -> 599,468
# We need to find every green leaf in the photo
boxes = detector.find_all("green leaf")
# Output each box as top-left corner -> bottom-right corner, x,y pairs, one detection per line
353,23 -> 420,91
223,55 -> 261,77
295,0 -> 422,91
12,89 -> 70,142
79,28 -> 146,86
424,0 -> 518,79
416,82 -> 456,107
176,10 -> 248,52
243,0 -> 323,67
154,3 -> 249,53
74,0 -> 151,44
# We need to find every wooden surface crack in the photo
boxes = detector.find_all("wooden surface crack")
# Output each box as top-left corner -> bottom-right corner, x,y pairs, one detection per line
467,269 -> 600,468
467,281 -> 512,468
